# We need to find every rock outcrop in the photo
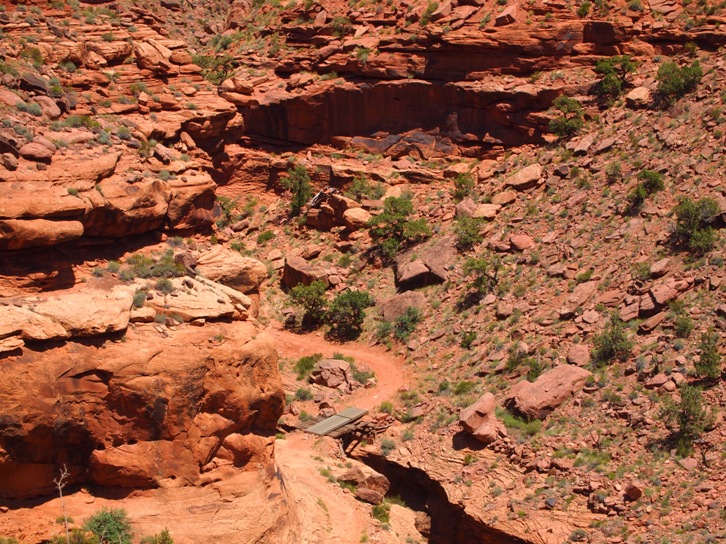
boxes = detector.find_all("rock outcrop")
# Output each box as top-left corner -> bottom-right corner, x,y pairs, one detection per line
505,365 -> 592,420
0,321 -> 283,499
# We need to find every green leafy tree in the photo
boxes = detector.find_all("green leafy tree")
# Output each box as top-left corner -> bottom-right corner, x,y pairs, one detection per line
660,385 -> 713,456
656,60 -> 703,106
695,329 -> 722,380
368,196 -> 431,259
281,164 -> 312,217
593,55 -> 636,102
454,216 -> 484,251
463,255 -> 501,294
548,95 -> 584,137
83,508 -> 132,544
327,290 -> 373,339
673,197 -> 720,254
289,280 -> 328,325
591,314 -> 633,366
451,173 -> 475,202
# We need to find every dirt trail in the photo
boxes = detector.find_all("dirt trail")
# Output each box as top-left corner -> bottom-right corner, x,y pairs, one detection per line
268,326 -> 418,543
268,326 -> 411,411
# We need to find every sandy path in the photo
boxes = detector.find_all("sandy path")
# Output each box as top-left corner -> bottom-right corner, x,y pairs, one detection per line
268,326 -> 411,411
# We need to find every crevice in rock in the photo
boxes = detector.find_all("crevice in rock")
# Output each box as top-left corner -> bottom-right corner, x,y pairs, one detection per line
351,449 -> 529,544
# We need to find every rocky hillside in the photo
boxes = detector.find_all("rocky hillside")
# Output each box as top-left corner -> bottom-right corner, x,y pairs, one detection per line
0,0 -> 725,542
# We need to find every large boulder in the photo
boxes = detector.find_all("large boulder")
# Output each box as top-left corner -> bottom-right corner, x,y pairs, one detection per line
459,393 -> 507,444
379,291 -> 427,322
195,246 -> 267,294
282,255 -> 329,288
505,365 -> 592,420
134,39 -> 173,73
310,359 -> 353,391
0,219 -> 84,250
505,163 -> 542,191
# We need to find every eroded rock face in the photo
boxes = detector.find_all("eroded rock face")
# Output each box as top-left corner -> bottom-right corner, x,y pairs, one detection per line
0,321 -> 284,499
459,393 -> 507,444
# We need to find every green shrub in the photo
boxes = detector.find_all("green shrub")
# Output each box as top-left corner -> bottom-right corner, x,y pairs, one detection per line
577,1 -> 591,16
371,503 -> 390,523
380,438 -> 396,457
548,95 -> 584,137
393,306 -> 421,342
132,289 -> 147,308
591,314 -> 633,366
460,331 -> 476,349
673,313 -> 694,338
451,172 -> 475,202
330,15 -> 352,36
256,230 -> 275,245
656,60 -> 703,106
17,101 -> 43,116
191,54 -> 235,85
659,385 -> 713,455
368,196 -> 431,260
463,255 -> 501,294
454,216 -> 484,251
695,329 -> 721,380
327,290 -> 373,339
294,353 -> 323,380
420,1 -> 438,25
593,55 -> 636,102
673,197 -> 720,254
155,278 -> 174,295
107,261 -> 121,273
83,508 -> 132,544
290,280 -> 327,325
627,169 -> 664,212
294,387 -> 314,401
281,164 -> 312,217
140,529 -> 173,544
215,196 -> 239,228
344,175 -> 385,202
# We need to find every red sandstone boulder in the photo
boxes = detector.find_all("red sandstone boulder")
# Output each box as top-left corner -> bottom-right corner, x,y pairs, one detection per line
282,255 -> 329,288
195,245 -> 267,294
459,393 -> 507,444
505,365 -> 592,420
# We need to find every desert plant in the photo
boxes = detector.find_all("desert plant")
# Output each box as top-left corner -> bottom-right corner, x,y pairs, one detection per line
463,254 -> 501,294
368,196 -> 431,259
672,197 -> 720,254
280,164 -> 312,217
380,438 -> 396,457
451,172 -> 475,202
294,353 -> 323,380
393,307 -> 421,342
345,175 -> 385,202
327,290 -> 373,339
454,216 -> 484,251
673,313 -> 694,339
548,95 -> 584,137
659,385 -> 713,455
140,529 -> 173,544
656,60 -> 703,106
593,55 -> 636,102
289,280 -> 327,325
695,329 -> 722,380
591,314 -> 633,366
83,508 -> 132,544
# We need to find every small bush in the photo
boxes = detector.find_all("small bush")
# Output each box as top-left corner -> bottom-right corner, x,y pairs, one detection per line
281,164 -> 312,217
344,175 -> 385,202
451,172 -> 475,202
132,289 -> 147,308
371,503 -> 390,523
256,230 -> 275,245
577,1 -> 591,16
327,290 -> 373,339
380,438 -> 396,457
83,508 -> 132,544
656,60 -> 703,106
294,387 -> 313,401
592,55 -> 636,102
393,307 -> 421,342
17,101 -> 43,116
591,314 -> 633,366
368,196 -> 431,260
548,95 -> 584,137
290,280 -> 327,325
463,255 -> 501,294
673,197 -> 720,255
140,529 -> 173,544
659,385 -> 713,456
673,314 -> 694,338
294,353 -> 323,380
695,329 -> 721,380
454,216 -> 484,251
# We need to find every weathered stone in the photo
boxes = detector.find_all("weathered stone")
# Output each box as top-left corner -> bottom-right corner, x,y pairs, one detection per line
505,164 -> 541,191
380,291 -> 427,322
282,256 -> 329,288
195,246 -> 267,294
505,365 -> 592,420
459,392 -> 506,444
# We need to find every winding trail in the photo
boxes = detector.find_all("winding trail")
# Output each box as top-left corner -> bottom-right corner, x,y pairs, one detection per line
268,326 -> 417,543
267,326 -> 412,411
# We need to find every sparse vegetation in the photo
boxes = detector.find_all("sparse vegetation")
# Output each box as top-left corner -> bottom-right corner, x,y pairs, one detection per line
591,314 -> 633,366
368,196 -> 431,260
548,95 -> 584,137
672,197 -> 720,254
281,164 -> 312,217
656,60 -> 703,106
